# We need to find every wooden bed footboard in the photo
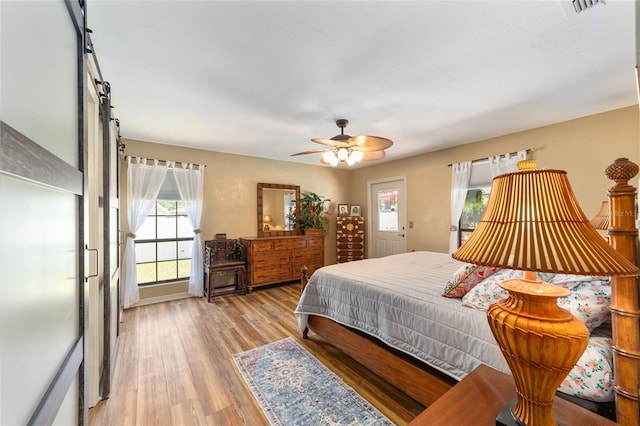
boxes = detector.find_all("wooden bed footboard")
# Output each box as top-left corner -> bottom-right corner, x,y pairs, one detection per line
300,265 -> 455,405
304,315 -> 456,407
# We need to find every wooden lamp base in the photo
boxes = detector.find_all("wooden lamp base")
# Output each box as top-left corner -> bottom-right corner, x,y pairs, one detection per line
487,272 -> 589,426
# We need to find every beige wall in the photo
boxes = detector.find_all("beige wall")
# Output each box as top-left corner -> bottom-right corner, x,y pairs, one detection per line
122,106 -> 639,300
120,141 -> 352,299
350,106 -> 640,254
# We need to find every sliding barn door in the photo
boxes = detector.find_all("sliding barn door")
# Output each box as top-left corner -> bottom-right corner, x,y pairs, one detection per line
0,1 -> 89,424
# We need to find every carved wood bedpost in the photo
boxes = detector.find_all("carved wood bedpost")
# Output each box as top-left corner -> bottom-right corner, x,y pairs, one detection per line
300,265 -> 310,293
605,157 -> 640,425
300,265 -> 310,338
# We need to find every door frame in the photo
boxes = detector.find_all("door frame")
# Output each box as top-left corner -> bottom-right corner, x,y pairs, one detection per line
366,176 -> 407,258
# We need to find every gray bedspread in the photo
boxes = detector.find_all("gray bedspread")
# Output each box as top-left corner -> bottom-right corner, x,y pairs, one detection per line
294,251 -> 509,381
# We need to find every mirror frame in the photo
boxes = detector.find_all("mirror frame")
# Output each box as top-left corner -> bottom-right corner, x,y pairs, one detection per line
257,182 -> 301,237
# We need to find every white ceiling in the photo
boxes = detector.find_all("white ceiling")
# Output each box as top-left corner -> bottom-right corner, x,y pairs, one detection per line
87,0 -> 637,167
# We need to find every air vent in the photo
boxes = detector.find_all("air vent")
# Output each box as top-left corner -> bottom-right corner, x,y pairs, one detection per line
572,0 -> 604,13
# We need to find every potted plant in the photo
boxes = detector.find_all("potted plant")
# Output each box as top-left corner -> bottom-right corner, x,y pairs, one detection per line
294,192 -> 330,235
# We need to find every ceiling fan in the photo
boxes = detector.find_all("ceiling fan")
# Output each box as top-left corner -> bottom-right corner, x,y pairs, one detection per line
291,119 -> 393,166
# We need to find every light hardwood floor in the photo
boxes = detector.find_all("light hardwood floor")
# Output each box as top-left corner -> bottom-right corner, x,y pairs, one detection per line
89,283 -> 424,425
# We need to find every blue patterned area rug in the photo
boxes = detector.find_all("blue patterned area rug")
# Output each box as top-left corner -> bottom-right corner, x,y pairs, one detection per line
233,337 -> 394,426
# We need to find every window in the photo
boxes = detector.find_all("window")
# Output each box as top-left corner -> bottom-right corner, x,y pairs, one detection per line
455,151 -> 526,246
377,188 -> 398,231
458,160 -> 492,245
459,187 -> 491,245
134,171 -> 194,284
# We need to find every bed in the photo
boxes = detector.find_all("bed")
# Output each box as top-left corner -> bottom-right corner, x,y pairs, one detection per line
295,252 -> 614,406
294,158 -> 640,423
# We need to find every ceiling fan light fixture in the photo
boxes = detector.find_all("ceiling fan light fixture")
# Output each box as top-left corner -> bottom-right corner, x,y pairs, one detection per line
350,150 -> 364,163
337,147 -> 349,161
322,151 -> 336,164
293,118 -> 392,166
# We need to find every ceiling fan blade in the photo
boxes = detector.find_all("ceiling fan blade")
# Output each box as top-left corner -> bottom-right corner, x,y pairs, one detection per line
290,148 -> 330,156
348,135 -> 393,152
361,150 -> 386,161
311,138 -> 351,148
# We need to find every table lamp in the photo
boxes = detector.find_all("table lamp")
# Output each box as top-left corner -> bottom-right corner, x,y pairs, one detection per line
263,214 -> 272,231
452,160 -> 639,426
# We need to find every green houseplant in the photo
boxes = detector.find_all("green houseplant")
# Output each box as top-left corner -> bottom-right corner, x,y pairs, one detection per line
294,192 -> 330,234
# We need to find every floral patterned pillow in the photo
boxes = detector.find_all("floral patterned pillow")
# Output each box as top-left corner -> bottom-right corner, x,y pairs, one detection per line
559,337 -> 614,402
460,268 -> 522,307
555,277 -> 611,331
461,271 -> 611,332
442,263 -> 500,298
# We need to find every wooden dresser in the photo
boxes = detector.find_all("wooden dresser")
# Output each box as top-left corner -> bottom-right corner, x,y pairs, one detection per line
239,235 -> 324,291
336,216 -> 365,263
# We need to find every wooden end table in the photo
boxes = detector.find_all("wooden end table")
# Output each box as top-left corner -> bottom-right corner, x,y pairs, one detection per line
409,364 -> 616,426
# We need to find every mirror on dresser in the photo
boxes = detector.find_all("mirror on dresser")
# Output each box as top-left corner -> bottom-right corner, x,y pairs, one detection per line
257,183 -> 301,237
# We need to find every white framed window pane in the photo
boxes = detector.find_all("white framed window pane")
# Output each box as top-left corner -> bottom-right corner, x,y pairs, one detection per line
177,216 -> 193,238
157,260 -> 178,281
378,189 -> 399,231
157,216 -> 177,239
135,242 -> 156,263
460,187 -> 490,229
178,240 -> 192,260
158,241 -> 177,262
136,263 -> 156,284
136,216 -> 156,240
178,259 -> 191,278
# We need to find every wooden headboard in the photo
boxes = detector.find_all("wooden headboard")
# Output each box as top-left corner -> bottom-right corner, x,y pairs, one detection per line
605,157 -> 640,425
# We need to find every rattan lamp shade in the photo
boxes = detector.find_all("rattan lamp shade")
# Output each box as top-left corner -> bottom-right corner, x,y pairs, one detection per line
590,200 -> 610,230
452,167 -> 637,276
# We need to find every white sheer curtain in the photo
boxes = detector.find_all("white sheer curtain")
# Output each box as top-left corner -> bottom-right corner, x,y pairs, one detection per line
173,162 -> 205,297
489,150 -> 527,177
449,161 -> 472,253
122,157 -> 168,308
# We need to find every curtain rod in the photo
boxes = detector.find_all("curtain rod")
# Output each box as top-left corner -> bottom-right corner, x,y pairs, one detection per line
122,154 -> 206,168
447,148 -> 535,167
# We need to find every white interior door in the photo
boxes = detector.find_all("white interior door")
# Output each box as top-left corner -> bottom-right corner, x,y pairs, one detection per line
368,177 -> 407,258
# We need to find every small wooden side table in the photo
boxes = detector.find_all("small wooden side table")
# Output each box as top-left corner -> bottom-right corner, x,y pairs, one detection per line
409,364 -> 616,426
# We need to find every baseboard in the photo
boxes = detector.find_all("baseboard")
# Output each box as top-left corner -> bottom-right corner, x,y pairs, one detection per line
134,292 -> 192,307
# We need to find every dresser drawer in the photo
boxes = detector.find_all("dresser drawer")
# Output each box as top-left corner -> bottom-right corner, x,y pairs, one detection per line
274,238 -> 307,251
253,251 -> 291,265
253,267 -> 291,283
337,235 -> 364,242
251,240 -> 273,252
307,237 -> 324,249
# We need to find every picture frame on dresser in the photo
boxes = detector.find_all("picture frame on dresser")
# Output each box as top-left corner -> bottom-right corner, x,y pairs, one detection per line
349,204 -> 361,217
338,204 -> 349,217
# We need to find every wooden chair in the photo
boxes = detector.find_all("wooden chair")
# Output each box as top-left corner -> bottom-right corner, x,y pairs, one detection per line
203,233 -> 246,301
